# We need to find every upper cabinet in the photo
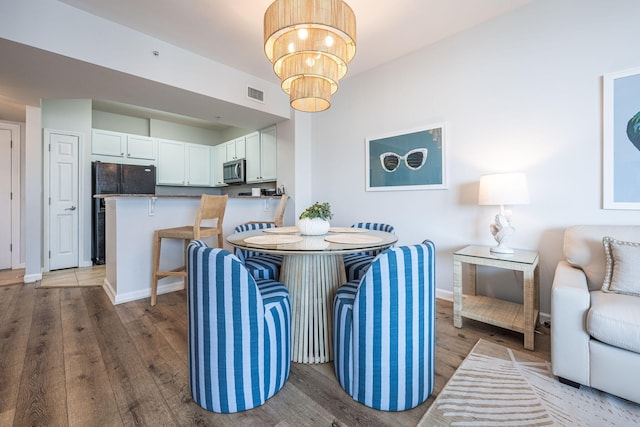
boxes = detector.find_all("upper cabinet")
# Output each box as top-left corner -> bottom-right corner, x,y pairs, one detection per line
185,143 -> 212,186
212,144 -> 227,187
92,129 -> 155,160
157,139 -> 211,186
126,135 -> 155,160
246,127 -> 277,183
226,137 -> 246,161
157,140 -> 186,185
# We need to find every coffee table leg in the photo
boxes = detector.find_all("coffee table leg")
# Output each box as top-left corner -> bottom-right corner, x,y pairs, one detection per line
280,254 -> 346,363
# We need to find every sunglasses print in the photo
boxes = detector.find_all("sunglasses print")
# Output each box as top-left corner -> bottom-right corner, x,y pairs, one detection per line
379,148 -> 428,172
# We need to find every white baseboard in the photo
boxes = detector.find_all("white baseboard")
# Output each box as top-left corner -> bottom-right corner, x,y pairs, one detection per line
436,288 -> 453,301
103,278 -> 185,305
435,287 -> 550,326
23,272 -> 42,283
102,278 -> 117,305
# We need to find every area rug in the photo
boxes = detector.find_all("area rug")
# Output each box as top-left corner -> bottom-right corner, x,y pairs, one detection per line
418,339 -> 640,426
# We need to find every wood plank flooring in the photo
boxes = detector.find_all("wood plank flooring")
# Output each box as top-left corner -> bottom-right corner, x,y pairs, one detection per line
0,281 -> 550,426
0,268 -> 24,287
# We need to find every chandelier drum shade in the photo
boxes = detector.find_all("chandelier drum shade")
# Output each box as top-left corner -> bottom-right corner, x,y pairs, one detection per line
264,0 -> 356,112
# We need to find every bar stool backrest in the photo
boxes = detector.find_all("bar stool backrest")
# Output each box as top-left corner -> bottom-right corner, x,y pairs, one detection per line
194,194 -> 228,239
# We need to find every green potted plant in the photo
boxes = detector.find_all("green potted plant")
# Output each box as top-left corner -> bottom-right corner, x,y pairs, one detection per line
297,201 -> 332,235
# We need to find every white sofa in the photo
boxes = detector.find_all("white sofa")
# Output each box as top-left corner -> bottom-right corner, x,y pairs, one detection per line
551,225 -> 640,403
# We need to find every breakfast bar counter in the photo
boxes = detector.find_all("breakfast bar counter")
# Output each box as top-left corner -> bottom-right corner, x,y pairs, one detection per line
101,194 -> 285,305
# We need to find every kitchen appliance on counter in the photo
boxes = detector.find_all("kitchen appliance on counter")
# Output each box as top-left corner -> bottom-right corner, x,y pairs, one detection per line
223,159 -> 246,184
92,161 -> 156,264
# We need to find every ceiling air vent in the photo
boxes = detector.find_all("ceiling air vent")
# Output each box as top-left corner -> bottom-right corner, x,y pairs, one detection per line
247,86 -> 265,103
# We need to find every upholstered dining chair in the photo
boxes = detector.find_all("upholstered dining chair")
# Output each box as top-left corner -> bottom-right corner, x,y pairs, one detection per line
343,222 -> 396,282
334,241 -> 436,411
151,194 -> 228,306
234,222 -> 283,280
187,240 -> 291,413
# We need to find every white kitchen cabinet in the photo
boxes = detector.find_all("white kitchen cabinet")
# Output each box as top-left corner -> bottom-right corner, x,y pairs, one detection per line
186,143 -> 211,186
158,139 -> 213,186
126,135 -> 155,160
92,129 -> 156,160
212,144 -> 227,186
157,140 -> 186,185
226,137 -> 246,161
92,129 -> 125,157
246,128 -> 277,183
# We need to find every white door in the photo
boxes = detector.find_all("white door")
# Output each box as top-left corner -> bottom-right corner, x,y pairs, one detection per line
49,132 -> 79,270
0,129 -> 11,269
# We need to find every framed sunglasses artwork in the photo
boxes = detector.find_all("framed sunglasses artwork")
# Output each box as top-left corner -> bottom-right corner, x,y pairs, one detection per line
365,122 -> 446,191
603,66 -> 640,209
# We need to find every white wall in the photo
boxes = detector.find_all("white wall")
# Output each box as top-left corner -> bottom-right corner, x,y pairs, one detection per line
92,110 -> 150,136
310,0 -> 640,317
24,105 -> 42,281
1,0 -> 290,122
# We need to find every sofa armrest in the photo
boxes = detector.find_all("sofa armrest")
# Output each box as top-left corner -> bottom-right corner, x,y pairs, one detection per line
551,260 -> 591,386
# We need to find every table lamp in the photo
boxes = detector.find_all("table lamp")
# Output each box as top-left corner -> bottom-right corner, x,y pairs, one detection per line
478,172 -> 530,254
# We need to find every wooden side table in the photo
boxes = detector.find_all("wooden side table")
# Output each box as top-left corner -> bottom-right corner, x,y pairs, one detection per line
453,245 -> 540,350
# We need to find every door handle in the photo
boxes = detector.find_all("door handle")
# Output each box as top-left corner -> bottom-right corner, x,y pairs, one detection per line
65,206 -> 77,211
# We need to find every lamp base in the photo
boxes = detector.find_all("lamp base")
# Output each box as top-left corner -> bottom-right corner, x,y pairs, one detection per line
490,244 -> 514,254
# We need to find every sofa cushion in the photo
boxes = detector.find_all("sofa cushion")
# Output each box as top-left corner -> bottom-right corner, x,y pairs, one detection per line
564,225 -> 640,291
602,237 -> 640,296
587,290 -> 640,354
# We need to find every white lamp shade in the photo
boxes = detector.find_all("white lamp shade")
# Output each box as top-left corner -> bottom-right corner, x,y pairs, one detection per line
478,173 -> 530,206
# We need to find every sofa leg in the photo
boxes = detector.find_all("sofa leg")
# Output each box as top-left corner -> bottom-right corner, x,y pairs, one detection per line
558,377 -> 581,388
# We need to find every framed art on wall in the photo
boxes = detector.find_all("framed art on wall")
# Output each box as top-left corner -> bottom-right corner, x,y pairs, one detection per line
603,66 -> 640,209
365,123 -> 446,192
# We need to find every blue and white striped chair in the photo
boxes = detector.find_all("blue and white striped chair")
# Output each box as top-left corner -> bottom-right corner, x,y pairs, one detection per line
187,240 -> 291,413
234,222 -> 283,280
334,241 -> 436,411
343,222 -> 396,282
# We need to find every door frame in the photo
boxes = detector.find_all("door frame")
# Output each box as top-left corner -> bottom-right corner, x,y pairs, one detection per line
43,128 -> 85,272
0,122 -> 22,269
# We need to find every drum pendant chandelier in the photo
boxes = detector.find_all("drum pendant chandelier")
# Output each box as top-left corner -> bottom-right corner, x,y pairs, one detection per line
264,0 -> 356,112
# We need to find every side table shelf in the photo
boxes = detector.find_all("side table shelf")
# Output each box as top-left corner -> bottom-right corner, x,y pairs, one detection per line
453,245 -> 540,350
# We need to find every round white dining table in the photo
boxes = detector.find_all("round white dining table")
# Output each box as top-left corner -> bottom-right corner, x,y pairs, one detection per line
227,227 -> 398,364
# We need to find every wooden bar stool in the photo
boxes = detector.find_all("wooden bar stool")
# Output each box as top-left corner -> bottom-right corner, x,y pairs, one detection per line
150,194 -> 228,306
246,194 -> 289,227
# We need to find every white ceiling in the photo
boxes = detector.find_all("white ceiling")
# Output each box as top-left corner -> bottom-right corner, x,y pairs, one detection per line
0,0 -> 533,128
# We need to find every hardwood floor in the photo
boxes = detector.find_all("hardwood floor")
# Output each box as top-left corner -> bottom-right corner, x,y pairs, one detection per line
0,268 -> 24,287
0,281 -> 550,426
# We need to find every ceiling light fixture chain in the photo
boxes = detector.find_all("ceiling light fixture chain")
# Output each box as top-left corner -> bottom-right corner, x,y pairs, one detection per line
264,0 -> 356,112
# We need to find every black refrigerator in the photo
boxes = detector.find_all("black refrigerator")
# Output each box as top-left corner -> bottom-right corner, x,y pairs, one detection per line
92,161 -> 156,264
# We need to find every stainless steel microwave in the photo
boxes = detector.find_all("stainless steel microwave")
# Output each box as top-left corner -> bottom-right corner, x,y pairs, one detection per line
223,159 -> 245,184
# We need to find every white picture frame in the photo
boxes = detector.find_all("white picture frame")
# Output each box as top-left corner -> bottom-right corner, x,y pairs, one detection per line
365,123 -> 447,192
603,66 -> 640,209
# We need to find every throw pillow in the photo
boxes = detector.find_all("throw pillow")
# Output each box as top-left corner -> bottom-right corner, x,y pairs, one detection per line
602,236 -> 640,296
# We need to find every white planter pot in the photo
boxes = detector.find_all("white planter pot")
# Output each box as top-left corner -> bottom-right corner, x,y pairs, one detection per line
297,218 -> 330,236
